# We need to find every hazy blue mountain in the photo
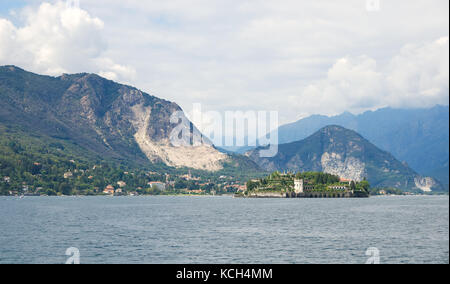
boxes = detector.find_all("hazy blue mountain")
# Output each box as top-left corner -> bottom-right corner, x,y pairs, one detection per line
262,106 -> 449,187
247,126 -> 445,192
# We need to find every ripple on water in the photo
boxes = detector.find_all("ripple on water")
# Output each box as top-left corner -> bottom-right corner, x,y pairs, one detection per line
0,195 -> 448,264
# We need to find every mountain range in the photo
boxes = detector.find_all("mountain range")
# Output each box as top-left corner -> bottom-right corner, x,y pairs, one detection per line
0,65 -> 256,174
228,106 -> 449,187
1,66 -> 448,193
247,125 -> 444,192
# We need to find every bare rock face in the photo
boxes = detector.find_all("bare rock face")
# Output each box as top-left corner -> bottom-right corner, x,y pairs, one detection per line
414,177 -> 437,192
79,75 -> 229,171
130,102 -> 227,171
321,152 -> 366,182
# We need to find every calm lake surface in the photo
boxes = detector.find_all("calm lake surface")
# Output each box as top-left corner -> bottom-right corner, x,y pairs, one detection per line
0,195 -> 448,264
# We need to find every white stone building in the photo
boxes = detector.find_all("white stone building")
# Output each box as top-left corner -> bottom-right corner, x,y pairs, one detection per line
294,179 -> 304,194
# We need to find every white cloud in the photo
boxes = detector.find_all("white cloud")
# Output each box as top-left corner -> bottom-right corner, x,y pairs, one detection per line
0,0 -> 448,125
0,19 -> 16,60
290,37 -> 449,116
0,1 -> 135,82
386,36 -> 449,108
295,56 -> 385,116
96,58 -> 137,82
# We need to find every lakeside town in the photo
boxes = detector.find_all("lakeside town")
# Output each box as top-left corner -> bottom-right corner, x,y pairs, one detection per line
0,164 -> 249,197
1,165 -> 433,197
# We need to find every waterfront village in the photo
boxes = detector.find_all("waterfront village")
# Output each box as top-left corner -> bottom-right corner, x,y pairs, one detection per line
0,164 -> 249,196
0,159 -> 415,197
96,170 -> 249,197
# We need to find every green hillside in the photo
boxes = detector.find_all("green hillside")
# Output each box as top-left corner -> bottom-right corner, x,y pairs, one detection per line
247,126 -> 445,192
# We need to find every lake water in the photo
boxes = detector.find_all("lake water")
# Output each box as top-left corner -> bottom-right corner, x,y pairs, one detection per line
0,195 -> 448,264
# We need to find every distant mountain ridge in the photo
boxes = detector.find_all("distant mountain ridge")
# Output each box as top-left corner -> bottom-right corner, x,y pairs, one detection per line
0,65 -> 234,172
247,125 -> 444,192
228,106 -> 448,187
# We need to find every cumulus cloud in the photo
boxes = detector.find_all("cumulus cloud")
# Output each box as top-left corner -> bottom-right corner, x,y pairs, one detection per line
0,1 -> 135,82
0,0 -> 448,125
294,56 -> 385,116
386,37 -> 449,108
0,19 -> 16,61
293,37 -> 449,116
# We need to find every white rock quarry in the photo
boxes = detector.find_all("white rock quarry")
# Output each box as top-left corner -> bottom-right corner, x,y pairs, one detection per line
131,104 -> 228,171
414,177 -> 435,192
321,152 -> 366,181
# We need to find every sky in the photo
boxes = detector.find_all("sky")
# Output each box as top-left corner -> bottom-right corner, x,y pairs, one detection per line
0,0 -> 449,126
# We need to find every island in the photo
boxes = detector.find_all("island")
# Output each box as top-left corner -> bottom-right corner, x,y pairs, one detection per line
237,171 -> 370,198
